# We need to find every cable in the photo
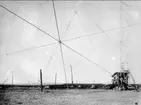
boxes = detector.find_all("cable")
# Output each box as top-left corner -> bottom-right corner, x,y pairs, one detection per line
62,21 -> 141,43
0,4 -> 59,42
59,44 -> 68,83
44,45 -> 58,70
120,0 -> 123,70
44,56 -> 52,70
96,24 -> 109,39
61,42 -> 112,75
62,32 -> 101,42
63,11 -> 77,38
5,42 -> 58,55
10,4 -> 19,26
2,78 -> 8,84
129,71 -> 137,90
62,1 -> 82,39
2,70 -> 13,84
52,0 -> 61,41
52,0 -> 68,84
62,27 -> 119,42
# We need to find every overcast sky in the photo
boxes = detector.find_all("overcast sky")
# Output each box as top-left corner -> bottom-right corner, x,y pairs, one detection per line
0,1 -> 141,84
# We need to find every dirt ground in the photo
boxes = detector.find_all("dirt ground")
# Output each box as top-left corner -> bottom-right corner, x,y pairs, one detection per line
0,89 -> 140,105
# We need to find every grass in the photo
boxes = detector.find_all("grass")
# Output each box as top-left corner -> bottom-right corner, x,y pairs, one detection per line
0,88 -> 140,105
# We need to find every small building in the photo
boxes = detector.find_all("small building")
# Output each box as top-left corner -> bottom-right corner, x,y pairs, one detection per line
111,70 -> 130,90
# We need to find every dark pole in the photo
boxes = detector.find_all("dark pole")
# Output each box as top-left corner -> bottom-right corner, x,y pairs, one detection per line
55,73 -> 57,85
12,71 -> 14,85
40,69 -> 43,92
70,65 -> 73,84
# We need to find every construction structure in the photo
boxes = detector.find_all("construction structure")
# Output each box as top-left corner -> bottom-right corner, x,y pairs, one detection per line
111,1 -> 138,91
111,62 -> 137,90
111,70 -> 129,90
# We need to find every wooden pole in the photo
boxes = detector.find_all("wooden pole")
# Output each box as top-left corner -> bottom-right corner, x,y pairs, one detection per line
55,73 -> 57,85
70,65 -> 73,84
40,69 -> 43,92
12,71 -> 14,85
12,74 -> 13,85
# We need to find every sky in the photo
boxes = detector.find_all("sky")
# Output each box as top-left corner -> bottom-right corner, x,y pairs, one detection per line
0,1 -> 141,84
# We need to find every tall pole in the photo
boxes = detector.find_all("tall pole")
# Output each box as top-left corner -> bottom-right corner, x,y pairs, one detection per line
12,71 -> 14,85
120,0 -> 123,71
55,73 -> 57,85
40,69 -> 43,92
70,65 -> 73,84
52,0 -> 68,85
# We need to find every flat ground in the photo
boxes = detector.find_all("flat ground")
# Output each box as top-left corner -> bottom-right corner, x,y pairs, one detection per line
0,89 -> 140,105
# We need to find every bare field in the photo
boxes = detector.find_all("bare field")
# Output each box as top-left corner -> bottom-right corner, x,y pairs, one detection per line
0,89 -> 140,105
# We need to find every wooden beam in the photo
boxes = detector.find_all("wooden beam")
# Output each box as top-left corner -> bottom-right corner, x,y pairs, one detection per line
55,73 -> 57,85
70,65 -> 73,85
40,69 -> 43,92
